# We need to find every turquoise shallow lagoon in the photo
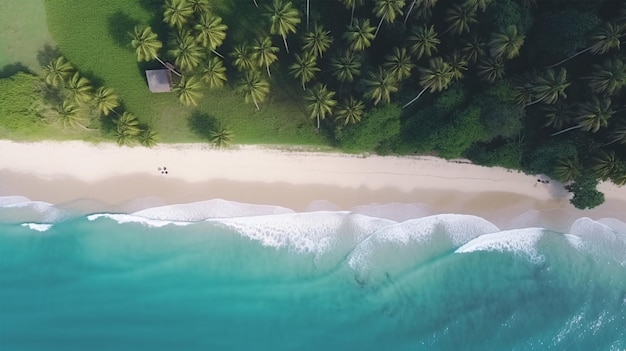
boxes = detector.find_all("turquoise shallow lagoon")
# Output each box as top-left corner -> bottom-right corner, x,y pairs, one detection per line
1,197 -> 625,350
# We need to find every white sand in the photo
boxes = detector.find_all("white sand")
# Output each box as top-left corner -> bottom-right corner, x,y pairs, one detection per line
1,140 -> 625,226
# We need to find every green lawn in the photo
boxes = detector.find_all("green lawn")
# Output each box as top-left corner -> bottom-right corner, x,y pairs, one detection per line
0,0 -> 55,77
44,0 -> 327,145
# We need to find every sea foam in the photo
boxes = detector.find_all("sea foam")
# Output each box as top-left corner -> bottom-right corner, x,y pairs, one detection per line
455,228 -> 547,263
212,211 -> 394,254
132,199 -> 294,221
20,223 -> 53,232
348,214 -> 499,270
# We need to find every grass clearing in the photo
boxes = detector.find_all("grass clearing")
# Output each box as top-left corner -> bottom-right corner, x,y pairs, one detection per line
44,0 -> 326,145
0,0 -> 55,77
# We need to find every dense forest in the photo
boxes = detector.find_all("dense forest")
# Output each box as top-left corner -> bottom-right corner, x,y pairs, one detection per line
4,0 -> 626,209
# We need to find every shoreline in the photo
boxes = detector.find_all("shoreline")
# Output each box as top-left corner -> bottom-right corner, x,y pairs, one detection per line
1,140 -> 625,229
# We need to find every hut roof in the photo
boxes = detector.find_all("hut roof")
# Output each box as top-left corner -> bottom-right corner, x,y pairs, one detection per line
146,69 -> 172,93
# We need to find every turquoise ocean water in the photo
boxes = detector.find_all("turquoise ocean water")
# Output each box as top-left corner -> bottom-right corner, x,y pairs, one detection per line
1,196 -> 625,350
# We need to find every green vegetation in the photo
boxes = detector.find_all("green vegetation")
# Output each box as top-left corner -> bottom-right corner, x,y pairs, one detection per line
42,0 -> 324,145
0,0 -> 625,209
0,0 -> 54,77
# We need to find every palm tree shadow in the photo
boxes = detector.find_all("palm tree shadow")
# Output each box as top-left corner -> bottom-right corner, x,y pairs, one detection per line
188,111 -> 218,140
36,44 -> 61,67
108,11 -> 141,49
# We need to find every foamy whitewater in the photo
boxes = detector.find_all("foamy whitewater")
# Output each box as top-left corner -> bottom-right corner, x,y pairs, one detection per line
1,196 -> 625,350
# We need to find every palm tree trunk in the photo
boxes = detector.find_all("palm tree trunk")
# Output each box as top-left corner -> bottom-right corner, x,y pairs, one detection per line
404,0 -> 417,26
402,86 -> 428,109
211,50 -> 224,58
614,106 -> 626,113
546,47 -> 592,69
282,35 -> 290,53
75,122 -> 97,132
374,11 -> 387,38
253,0 -> 258,7
253,97 -> 260,111
307,0 -> 310,30
266,63 -> 271,77
350,3 -> 355,26
441,26 -> 453,36
317,114 -> 320,130
550,124 -> 581,136
155,56 -> 182,77
523,98 -> 544,108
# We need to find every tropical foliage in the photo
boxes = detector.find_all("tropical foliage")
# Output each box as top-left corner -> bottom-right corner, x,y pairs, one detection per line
23,0 -> 626,208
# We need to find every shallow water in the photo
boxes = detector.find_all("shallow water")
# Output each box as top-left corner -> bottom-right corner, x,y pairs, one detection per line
1,197 -> 625,350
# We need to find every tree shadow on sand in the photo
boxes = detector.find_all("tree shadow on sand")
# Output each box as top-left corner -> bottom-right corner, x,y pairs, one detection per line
188,111 -> 218,140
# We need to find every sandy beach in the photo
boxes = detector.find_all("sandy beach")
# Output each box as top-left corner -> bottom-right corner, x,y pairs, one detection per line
1,140 -> 625,228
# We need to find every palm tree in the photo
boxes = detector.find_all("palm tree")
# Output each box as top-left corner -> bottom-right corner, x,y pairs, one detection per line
115,112 -> 142,136
404,0 -> 438,25
362,67 -> 398,106
163,0 -> 194,31
264,0 -> 301,53
372,0 -> 405,37
343,18 -> 376,52
195,14 -> 228,58
189,0 -> 210,15
463,0 -> 492,12
42,56 -> 74,88
447,52 -> 468,81
93,86 -> 119,116
175,75 -> 203,106
341,0 -> 364,26
66,72 -> 93,104
575,97 -> 614,133
237,71 -> 270,110
251,36 -> 279,77
476,56 -> 505,83
306,84 -> 337,129
591,150 -> 619,180
330,51 -> 362,83
403,57 -> 453,108
211,125 -> 234,148
335,96 -> 365,125
302,23 -> 333,58
460,33 -> 485,64
201,56 -> 227,88
553,158 -> 580,182
289,52 -> 320,90
607,119 -> 626,145
230,43 -> 256,72
542,102 -> 573,129
512,71 -> 543,106
531,68 -> 570,105
383,47 -> 414,81
115,130 -> 135,146
139,128 -> 159,148
130,25 -> 163,62
56,100 -> 89,130
489,25 -> 525,60
610,168 -> 626,186
169,30 -> 205,73
407,25 -> 440,60
585,57 -> 626,96
443,4 -> 477,36
547,22 -> 626,68
130,25 -> 181,76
